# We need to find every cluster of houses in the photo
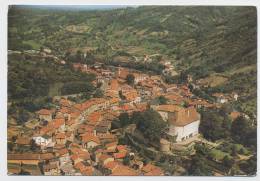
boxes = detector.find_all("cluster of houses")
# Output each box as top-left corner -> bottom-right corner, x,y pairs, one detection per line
8,60 -> 240,176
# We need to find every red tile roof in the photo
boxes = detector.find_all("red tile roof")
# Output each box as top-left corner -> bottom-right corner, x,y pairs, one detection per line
55,132 -> 66,139
110,79 -> 119,91
104,161 -> 120,170
156,104 -> 182,112
116,145 -> 127,152
88,112 -> 102,123
113,151 -> 127,159
82,134 -> 100,144
57,148 -> 68,156
37,109 -> 52,115
230,111 -> 241,120
51,118 -> 65,129
169,106 -> 200,126
111,165 -> 139,176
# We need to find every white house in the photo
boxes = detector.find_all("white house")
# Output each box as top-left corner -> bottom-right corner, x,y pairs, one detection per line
168,107 -> 200,142
154,105 -> 200,142
32,136 -> 55,149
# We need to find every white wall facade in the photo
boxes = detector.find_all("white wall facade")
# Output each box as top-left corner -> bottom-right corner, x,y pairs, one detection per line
168,120 -> 200,142
158,111 -> 168,122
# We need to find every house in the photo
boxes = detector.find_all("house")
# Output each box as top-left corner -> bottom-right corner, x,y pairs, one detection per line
65,131 -> 74,142
81,166 -> 95,176
71,154 -> 83,165
168,106 -> 200,142
212,93 -> 229,104
37,109 -> 53,122
98,154 -> 114,166
105,142 -> 118,151
113,152 -> 127,159
8,153 -> 55,165
43,159 -> 60,175
154,105 -> 200,142
103,161 -> 120,172
110,165 -> 139,176
230,111 -> 241,121
15,136 -> 31,146
95,121 -> 111,134
32,136 -> 54,149
154,105 -> 182,121
55,133 -> 66,145
142,163 -> 163,176
132,73 -> 148,84
98,133 -> 117,144
231,92 -> 239,101
117,67 -> 129,79
131,160 -> 143,170
160,138 -> 170,152
70,147 -> 90,161
87,112 -> 102,124
51,118 -> 66,132
82,134 -> 100,149
56,148 -> 69,157
59,152 -> 71,168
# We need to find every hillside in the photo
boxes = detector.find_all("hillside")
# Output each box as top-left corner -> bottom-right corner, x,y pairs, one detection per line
8,6 -> 257,115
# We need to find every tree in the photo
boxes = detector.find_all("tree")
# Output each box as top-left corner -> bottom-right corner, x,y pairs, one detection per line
93,89 -> 104,98
231,145 -> 238,157
126,74 -> 135,85
123,155 -> 130,165
134,109 -> 167,142
119,112 -> 131,127
222,155 -> 234,171
199,109 -> 231,141
239,154 -> 256,176
119,90 -> 126,100
188,154 -> 213,176
30,139 -> 39,151
157,95 -> 167,105
194,144 -> 211,157
17,110 -> 30,124
231,116 -> 256,148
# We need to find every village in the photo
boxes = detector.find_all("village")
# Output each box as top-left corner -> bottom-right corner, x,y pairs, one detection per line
7,52 -> 243,176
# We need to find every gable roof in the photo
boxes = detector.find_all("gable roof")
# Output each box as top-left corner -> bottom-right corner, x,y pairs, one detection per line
37,109 -> 52,115
169,106 -> 200,126
82,134 -> 100,144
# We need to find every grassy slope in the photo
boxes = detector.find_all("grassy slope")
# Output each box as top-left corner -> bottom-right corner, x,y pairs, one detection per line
8,6 -> 257,115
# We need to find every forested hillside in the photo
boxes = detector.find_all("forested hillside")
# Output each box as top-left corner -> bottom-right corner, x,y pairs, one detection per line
8,6 -> 257,115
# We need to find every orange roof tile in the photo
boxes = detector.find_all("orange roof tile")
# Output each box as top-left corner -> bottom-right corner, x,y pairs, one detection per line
106,142 -> 118,149
70,154 -> 79,161
37,109 -> 52,115
82,134 -> 100,144
104,161 -> 120,170
230,111 -> 241,120
74,161 -> 85,170
116,145 -> 127,152
110,79 -> 119,91
57,148 -> 68,156
99,154 -> 113,162
113,152 -> 127,159
142,163 -> 158,173
55,132 -> 66,139
169,106 -> 200,126
156,104 -> 182,112
111,165 -> 139,176
88,112 -> 102,122
51,118 -> 65,129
